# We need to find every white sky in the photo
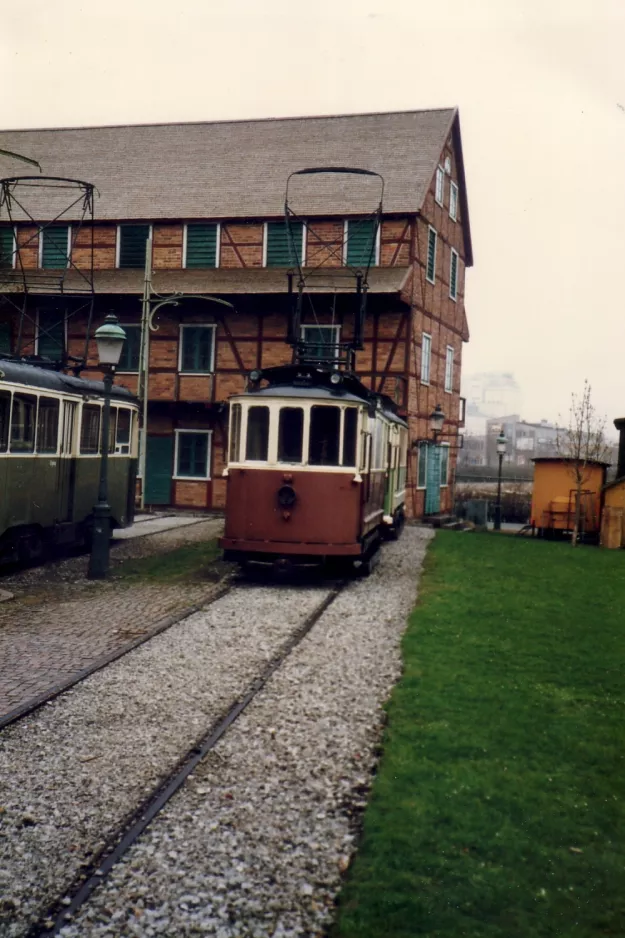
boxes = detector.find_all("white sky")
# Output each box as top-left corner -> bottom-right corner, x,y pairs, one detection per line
3,0 -> 624,427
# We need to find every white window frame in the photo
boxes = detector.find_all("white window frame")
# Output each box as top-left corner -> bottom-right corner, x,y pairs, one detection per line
426,226 -> 437,284
182,222 -> 221,270
1,226 -> 16,269
263,222 -> 306,268
178,323 -> 217,374
35,308 -> 68,357
439,442 -> 450,487
435,166 -> 444,206
343,218 -> 381,266
449,248 -> 459,301
116,224 -> 153,270
38,225 -> 71,269
421,332 -> 432,385
173,428 -> 212,481
445,345 -> 454,394
449,182 -> 459,222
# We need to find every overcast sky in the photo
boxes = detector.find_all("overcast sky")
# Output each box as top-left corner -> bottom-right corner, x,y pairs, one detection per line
3,0 -> 624,429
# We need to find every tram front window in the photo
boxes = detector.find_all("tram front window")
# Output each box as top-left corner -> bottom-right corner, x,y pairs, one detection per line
309,406 -> 340,466
278,407 -> 303,463
342,408 -> 358,467
246,405 -> 269,461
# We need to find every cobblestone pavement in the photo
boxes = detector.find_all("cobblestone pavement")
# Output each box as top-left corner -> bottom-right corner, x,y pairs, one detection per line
0,517 -> 225,722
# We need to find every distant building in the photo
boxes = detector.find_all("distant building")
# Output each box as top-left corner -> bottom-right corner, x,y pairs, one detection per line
486,415 -> 559,467
463,372 -> 522,420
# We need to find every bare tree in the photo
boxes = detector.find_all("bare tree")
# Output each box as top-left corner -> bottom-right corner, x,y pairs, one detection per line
557,381 -> 609,545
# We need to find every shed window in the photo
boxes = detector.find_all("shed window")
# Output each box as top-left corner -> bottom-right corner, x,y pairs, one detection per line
229,403 -> 242,462
80,404 -> 101,454
309,406 -> 340,466
37,397 -> 60,453
10,394 -> 37,453
246,406 -> 269,461
345,219 -> 378,267
342,408 -> 358,467
41,225 -> 70,269
0,227 -> 15,269
37,310 -> 65,361
266,221 -> 303,267
118,224 -> 150,269
278,407 -> 304,463
450,249 -> 458,300
449,181 -> 458,221
426,227 -> 437,283
0,391 -> 10,452
176,431 -> 210,479
180,325 -> 215,373
185,224 -> 218,268
118,325 -> 141,372
435,166 -> 444,205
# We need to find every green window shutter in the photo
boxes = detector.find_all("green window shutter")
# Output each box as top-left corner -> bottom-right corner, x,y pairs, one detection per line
346,219 -> 377,267
41,225 -> 70,269
38,310 -> 65,361
426,228 -> 437,282
119,225 -> 150,268
119,325 -> 142,371
0,227 -> 14,270
177,433 -> 208,477
181,326 -> 214,373
0,322 -> 11,355
450,250 -> 458,299
186,224 -> 218,268
266,221 -> 303,267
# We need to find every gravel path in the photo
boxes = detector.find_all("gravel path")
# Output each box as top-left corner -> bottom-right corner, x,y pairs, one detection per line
58,527 -> 433,938
0,583 -> 331,937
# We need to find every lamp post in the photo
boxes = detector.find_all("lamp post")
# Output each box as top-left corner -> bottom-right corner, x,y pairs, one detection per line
494,428 -> 507,532
429,404 -> 445,441
87,314 -> 127,579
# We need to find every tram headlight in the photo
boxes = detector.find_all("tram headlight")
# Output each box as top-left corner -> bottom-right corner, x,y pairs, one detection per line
249,369 -> 262,383
330,372 -> 342,386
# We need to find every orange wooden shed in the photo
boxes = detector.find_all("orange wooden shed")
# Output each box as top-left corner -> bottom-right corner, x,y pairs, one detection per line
530,457 -> 608,538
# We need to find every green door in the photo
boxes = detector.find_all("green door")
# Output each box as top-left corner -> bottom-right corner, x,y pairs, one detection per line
145,435 -> 173,505
425,445 -> 441,515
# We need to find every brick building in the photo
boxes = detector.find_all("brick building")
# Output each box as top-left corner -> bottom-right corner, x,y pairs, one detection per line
0,108 -> 472,517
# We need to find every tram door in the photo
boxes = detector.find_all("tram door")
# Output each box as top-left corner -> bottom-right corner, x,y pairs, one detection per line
58,401 -> 77,522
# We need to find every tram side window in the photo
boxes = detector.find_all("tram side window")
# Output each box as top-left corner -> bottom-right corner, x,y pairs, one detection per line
37,397 -> 60,453
10,394 -> 37,453
342,408 -> 358,467
246,406 -> 269,461
309,406 -> 340,466
80,404 -> 101,454
116,409 -> 131,455
108,408 -> 117,453
229,403 -> 241,462
0,391 -> 9,453
278,407 -> 303,463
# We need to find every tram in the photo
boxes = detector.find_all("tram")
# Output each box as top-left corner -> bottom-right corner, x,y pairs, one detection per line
0,359 -> 138,563
219,365 -> 408,575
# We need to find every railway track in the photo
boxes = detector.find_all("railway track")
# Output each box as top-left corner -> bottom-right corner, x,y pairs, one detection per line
1,577 -> 349,938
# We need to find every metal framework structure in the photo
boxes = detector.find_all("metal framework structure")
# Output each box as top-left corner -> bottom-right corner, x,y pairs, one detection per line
284,167 -> 384,371
0,175 -> 97,372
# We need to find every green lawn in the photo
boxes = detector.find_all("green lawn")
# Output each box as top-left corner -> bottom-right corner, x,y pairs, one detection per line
334,532 -> 625,938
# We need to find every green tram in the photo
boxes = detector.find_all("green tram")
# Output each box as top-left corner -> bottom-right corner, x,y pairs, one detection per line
0,359 -> 138,564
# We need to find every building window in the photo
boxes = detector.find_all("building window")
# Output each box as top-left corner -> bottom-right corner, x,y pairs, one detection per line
184,223 -> 219,269
0,227 -> 15,269
449,182 -> 459,221
37,310 -> 66,361
421,333 -> 432,385
300,325 -> 340,362
174,430 -> 211,480
345,219 -> 378,267
426,227 -> 437,283
118,324 -> 142,372
417,442 -> 428,488
40,225 -> 70,269
179,324 -> 216,373
450,249 -> 459,301
445,345 -> 454,393
265,221 -> 304,267
118,224 -> 150,269
440,444 -> 450,486
435,166 -> 444,206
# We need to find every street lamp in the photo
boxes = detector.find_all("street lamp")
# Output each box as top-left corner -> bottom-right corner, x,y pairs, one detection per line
429,404 -> 445,441
494,428 -> 507,532
87,313 -> 127,579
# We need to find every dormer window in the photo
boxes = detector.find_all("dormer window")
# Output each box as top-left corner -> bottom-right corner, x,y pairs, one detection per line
435,166 -> 444,206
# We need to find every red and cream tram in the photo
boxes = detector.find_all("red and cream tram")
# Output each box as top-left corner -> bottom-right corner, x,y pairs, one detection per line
219,365 -> 408,574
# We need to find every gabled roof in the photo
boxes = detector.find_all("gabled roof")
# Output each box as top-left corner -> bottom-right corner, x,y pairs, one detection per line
0,109 -> 471,257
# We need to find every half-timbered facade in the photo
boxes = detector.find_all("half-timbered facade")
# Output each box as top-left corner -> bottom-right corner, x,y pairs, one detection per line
0,108 -> 472,517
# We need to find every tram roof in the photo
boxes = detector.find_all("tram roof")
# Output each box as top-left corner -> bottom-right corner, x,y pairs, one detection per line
0,359 -> 137,402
